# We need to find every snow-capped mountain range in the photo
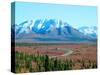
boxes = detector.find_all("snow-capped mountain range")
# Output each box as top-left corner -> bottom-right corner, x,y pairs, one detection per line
78,26 -> 97,38
11,19 -> 97,43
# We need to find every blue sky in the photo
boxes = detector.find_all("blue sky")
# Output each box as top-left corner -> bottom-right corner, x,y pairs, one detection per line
15,2 -> 97,28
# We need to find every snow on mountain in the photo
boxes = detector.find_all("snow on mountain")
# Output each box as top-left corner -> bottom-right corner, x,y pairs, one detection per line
12,19 -> 97,43
78,26 -> 97,38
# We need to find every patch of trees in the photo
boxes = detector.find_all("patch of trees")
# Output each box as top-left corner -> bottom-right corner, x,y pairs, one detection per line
15,51 -> 97,73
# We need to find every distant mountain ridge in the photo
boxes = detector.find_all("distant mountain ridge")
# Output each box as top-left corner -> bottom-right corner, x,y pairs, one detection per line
78,26 -> 97,39
11,19 -> 97,43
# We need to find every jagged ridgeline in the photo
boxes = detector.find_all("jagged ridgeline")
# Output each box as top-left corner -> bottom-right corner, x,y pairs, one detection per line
11,19 -> 97,43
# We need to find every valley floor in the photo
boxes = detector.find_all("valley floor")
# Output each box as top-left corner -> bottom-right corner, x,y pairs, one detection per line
13,43 -> 97,73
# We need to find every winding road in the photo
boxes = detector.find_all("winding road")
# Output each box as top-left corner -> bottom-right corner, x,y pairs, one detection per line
50,48 -> 73,58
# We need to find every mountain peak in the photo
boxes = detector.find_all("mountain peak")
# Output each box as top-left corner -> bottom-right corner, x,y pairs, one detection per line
12,19 -> 97,43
